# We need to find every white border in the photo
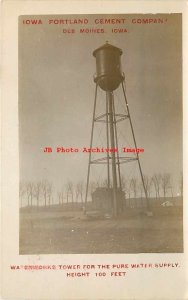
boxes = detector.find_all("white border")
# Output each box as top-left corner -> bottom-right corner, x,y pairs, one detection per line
1,1 -> 188,299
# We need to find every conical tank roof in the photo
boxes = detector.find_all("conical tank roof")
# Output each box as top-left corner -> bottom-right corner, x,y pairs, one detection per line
93,41 -> 122,57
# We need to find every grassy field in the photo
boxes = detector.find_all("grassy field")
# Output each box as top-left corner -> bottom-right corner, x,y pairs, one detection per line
19,206 -> 183,254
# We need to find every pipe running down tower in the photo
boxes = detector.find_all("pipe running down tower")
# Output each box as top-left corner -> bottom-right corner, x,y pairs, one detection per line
85,42 -> 150,217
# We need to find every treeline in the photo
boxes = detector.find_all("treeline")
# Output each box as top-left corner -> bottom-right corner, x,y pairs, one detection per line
19,172 -> 183,208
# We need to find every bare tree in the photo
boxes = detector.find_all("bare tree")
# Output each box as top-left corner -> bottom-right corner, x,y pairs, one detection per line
26,183 -> 30,206
120,175 -> 129,207
151,174 -> 161,199
75,186 -> 79,203
47,182 -> 53,205
19,181 -> 25,208
143,175 -> 152,198
79,182 -> 84,203
34,181 -> 41,207
57,188 -> 64,205
76,181 -> 84,203
66,181 -> 74,205
169,184 -> 174,198
138,181 -> 145,207
26,181 -> 34,207
129,178 -> 137,207
41,180 -> 48,206
161,173 -> 171,198
130,178 -> 137,198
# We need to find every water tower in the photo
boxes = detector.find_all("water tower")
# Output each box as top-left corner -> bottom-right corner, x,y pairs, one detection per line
85,42 -> 150,217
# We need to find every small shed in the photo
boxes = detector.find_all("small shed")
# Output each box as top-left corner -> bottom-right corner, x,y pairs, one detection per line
91,187 -> 124,214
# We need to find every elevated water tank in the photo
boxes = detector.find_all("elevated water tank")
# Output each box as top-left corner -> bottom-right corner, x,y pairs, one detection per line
93,42 -> 124,91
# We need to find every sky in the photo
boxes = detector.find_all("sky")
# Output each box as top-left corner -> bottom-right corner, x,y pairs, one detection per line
19,13 -> 182,195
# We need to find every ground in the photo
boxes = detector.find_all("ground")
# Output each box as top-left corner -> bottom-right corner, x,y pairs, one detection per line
19,206 -> 183,254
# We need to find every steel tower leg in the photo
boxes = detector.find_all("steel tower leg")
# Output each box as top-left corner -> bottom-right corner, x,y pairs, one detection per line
113,98 -> 122,190
121,81 -> 151,212
84,84 -> 98,214
106,94 -> 110,189
107,91 -> 118,217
